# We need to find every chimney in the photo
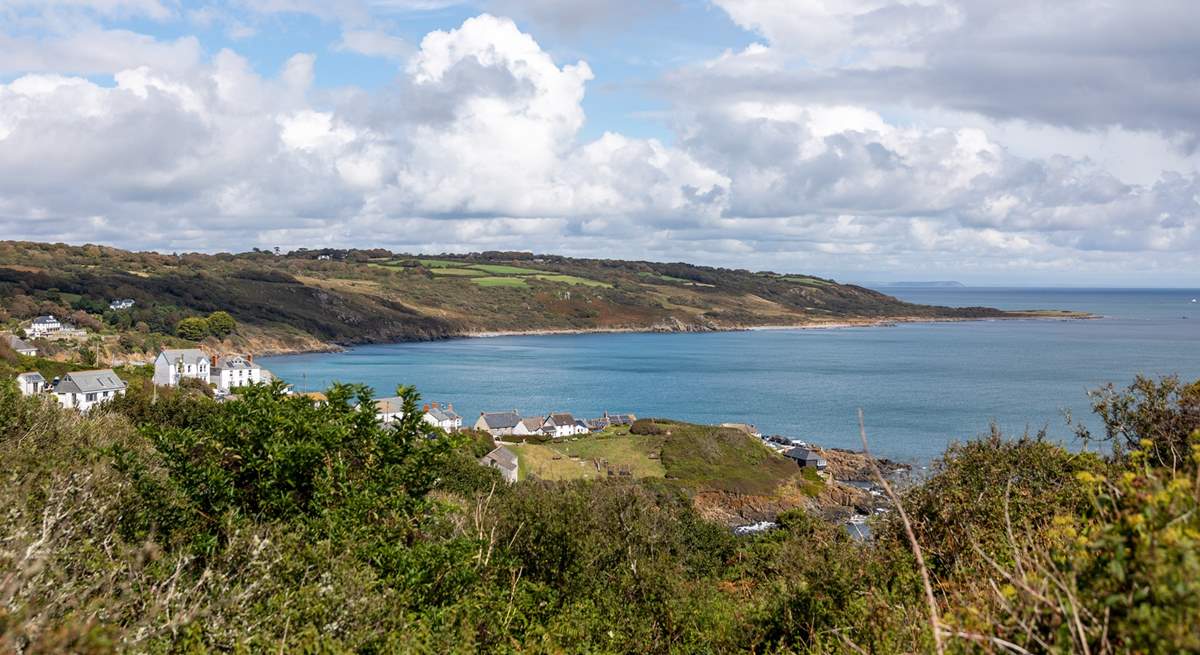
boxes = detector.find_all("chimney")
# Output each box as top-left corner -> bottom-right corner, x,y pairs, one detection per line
423,404 -> 430,412
247,353 -> 253,364
447,403 -> 453,411
431,401 -> 439,409
210,355 -> 217,367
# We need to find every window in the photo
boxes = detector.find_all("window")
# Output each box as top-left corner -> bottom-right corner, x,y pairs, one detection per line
86,393 -> 97,402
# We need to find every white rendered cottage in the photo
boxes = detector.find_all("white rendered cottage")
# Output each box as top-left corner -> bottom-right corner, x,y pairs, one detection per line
52,369 -> 127,412
542,412 -> 589,439
422,402 -> 462,432
152,349 -> 210,387
16,371 -> 46,396
209,354 -> 262,392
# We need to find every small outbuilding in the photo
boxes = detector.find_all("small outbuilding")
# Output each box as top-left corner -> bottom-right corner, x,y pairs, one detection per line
5,334 -> 37,356
785,446 -> 828,471
16,371 -> 47,396
480,445 -> 519,483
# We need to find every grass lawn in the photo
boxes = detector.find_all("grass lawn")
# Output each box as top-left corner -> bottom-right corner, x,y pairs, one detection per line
533,274 -> 612,288
472,277 -> 529,288
512,434 -> 665,481
468,264 -> 548,276
430,268 -> 485,277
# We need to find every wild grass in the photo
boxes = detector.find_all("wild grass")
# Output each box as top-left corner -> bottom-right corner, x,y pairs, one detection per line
468,264 -> 547,275
472,276 -> 529,288
430,267 -> 485,277
533,274 -> 612,288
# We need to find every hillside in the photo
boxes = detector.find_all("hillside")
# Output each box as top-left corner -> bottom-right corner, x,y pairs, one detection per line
0,240 -> 1059,357
4,372 -> 1198,652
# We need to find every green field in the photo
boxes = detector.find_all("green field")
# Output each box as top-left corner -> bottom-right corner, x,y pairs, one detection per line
533,274 -> 612,288
418,259 -> 467,268
468,264 -> 548,275
638,271 -> 693,284
472,276 -> 529,288
430,267 -> 484,277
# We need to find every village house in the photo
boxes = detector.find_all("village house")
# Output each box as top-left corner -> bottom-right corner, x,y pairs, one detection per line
785,446 -> 828,471
515,416 -> 544,437
152,349 -> 211,387
16,371 -> 46,396
586,411 -> 638,432
27,315 -> 62,338
52,369 -> 127,412
4,334 -> 37,356
108,299 -> 136,310
542,412 -> 589,439
480,445 -> 519,483
422,402 -> 462,432
475,411 -> 523,437
209,354 -> 262,393
374,397 -> 406,424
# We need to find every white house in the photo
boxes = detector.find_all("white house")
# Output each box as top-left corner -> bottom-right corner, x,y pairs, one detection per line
152,349 -> 210,387
27,315 -> 62,338
422,402 -> 462,432
4,334 -> 37,356
16,372 -> 46,396
209,354 -> 262,392
52,369 -> 126,412
542,412 -> 589,439
375,397 -> 406,424
480,446 -> 519,483
109,299 -> 136,310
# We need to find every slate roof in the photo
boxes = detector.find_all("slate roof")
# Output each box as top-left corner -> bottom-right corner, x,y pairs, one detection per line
32,316 -> 59,325
481,446 -> 518,472
160,348 -> 208,365
375,397 -> 406,415
784,447 -> 827,465
426,404 -> 461,422
518,417 -> 544,432
213,355 -> 258,370
5,335 -> 35,352
17,371 -> 45,383
480,411 -> 522,430
54,369 -> 126,395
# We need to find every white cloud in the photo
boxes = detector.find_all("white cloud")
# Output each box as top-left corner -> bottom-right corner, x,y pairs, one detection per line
0,6 -> 1197,285
335,29 -> 411,59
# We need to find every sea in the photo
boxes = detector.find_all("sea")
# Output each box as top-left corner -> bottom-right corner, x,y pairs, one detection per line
261,288 -> 1200,464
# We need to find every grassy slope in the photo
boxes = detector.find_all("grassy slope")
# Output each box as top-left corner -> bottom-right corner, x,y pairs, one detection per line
511,421 -> 801,498
0,240 -> 1035,352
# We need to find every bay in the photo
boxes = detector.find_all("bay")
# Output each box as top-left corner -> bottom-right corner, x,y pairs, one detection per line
261,288 -> 1200,462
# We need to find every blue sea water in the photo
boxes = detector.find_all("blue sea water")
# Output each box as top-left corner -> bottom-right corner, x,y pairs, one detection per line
261,288 -> 1200,462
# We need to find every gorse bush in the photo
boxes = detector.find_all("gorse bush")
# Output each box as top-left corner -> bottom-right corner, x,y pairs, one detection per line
4,375 -> 1200,653
112,381 -> 455,553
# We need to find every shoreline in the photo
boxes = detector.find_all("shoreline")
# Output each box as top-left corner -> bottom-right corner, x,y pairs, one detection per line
437,312 -> 1096,340
260,311 -> 1097,358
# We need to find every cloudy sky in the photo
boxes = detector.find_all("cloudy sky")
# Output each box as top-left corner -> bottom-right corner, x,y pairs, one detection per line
1,0 -> 1197,285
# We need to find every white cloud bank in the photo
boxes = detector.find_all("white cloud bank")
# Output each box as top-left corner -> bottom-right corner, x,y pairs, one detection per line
0,6 -> 1197,284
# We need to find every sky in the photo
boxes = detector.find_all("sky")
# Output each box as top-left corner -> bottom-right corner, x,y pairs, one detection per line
0,1 -> 1198,286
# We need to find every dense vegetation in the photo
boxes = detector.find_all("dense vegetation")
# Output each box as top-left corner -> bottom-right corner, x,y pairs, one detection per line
2,374 -> 1198,652
0,240 -> 1036,357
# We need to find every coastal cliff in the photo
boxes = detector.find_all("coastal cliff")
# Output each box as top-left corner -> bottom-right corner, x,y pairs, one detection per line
0,240 -> 1085,359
